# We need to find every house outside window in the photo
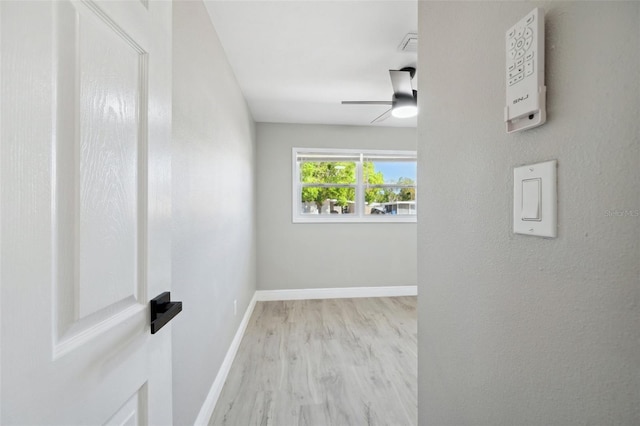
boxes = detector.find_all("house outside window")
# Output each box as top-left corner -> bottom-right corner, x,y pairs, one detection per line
292,148 -> 417,223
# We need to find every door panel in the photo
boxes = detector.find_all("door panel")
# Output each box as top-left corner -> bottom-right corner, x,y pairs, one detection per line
104,385 -> 148,426
76,0 -> 143,320
1,1 -> 172,424
54,0 -> 149,356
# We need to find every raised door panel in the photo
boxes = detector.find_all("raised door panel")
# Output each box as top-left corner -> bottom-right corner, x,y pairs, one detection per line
104,385 -> 148,426
54,0 -> 149,357
78,5 -> 142,319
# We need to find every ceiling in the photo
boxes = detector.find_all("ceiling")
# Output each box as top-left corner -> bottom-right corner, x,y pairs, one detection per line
203,0 -> 418,128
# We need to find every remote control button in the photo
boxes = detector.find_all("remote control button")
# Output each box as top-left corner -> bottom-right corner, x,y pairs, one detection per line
516,58 -> 524,67
525,51 -> 534,61
515,73 -> 524,83
525,60 -> 534,76
508,28 -> 516,38
524,37 -> 532,50
516,49 -> 525,59
524,27 -> 533,39
509,38 -> 516,49
515,38 -> 525,49
508,62 -> 516,72
508,66 -> 524,79
509,49 -> 517,59
526,14 -> 534,25
509,77 -> 516,86
515,27 -> 524,38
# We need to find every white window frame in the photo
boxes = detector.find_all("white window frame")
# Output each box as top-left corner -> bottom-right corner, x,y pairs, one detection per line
292,147 -> 417,223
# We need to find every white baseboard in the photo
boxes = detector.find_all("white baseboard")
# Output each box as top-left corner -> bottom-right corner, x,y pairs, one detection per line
193,285 -> 416,424
255,285 -> 417,301
193,292 -> 258,426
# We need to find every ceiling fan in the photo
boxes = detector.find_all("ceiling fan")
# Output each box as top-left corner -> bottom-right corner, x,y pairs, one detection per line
342,67 -> 418,123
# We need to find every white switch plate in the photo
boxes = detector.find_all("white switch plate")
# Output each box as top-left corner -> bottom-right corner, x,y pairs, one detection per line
513,160 -> 557,238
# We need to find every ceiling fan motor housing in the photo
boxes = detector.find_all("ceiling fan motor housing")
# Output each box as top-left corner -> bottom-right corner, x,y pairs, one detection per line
400,66 -> 416,79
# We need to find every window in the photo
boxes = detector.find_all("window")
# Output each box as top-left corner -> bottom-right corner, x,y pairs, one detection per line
292,148 -> 417,223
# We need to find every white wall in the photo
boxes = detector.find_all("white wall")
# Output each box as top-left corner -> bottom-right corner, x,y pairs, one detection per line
257,123 -> 417,291
172,2 -> 256,424
418,2 -> 639,424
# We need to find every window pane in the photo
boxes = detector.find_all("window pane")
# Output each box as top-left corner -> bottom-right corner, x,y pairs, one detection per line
300,186 -> 356,215
366,187 -> 416,215
293,148 -> 417,223
363,161 -> 417,185
300,161 -> 356,184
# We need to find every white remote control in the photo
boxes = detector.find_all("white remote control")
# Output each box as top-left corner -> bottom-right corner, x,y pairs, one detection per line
504,8 -> 546,133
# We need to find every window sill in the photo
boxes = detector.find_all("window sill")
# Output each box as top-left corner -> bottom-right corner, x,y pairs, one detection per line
292,215 -> 416,224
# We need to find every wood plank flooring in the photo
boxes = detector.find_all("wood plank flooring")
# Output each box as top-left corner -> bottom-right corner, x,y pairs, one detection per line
209,296 -> 417,426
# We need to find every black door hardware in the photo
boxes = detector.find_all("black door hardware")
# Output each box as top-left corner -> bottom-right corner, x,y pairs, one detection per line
150,292 -> 182,334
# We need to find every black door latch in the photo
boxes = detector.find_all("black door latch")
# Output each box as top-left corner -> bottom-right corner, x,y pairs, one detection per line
150,292 -> 183,334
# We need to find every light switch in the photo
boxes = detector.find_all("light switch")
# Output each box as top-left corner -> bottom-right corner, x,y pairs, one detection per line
522,178 -> 541,220
513,160 -> 557,238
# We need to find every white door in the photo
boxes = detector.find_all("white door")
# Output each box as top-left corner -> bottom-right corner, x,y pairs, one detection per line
1,0 -> 173,424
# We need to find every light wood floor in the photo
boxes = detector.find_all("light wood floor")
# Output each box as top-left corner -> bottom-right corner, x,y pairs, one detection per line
209,296 -> 417,426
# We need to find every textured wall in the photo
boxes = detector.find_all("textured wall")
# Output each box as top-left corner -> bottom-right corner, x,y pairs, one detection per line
172,1 -> 256,424
256,123 -> 417,291
418,2 -> 639,424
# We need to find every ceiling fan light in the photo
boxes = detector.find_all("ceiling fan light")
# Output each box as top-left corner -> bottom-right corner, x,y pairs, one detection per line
391,94 -> 417,118
392,104 -> 418,118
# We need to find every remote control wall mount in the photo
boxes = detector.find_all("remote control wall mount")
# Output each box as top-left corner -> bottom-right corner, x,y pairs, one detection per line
505,8 -> 546,133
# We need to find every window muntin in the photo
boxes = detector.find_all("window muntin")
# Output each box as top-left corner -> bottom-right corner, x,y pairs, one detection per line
293,148 -> 417,223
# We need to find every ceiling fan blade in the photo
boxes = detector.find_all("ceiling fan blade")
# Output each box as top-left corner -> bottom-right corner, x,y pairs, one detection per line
341,101 -> 393,105
371,108 -> 392,124
389,69 -> 414,97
